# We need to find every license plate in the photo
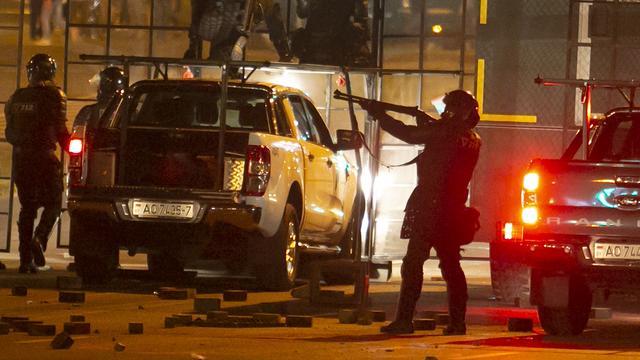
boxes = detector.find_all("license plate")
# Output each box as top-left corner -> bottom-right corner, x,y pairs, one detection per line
131,201 -> 194,219
594,243 -> 640,260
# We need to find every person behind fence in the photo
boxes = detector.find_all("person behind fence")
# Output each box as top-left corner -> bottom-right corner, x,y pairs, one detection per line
4,53 -> 70,274
73,66 -> 127,130
359,90 -> 482,335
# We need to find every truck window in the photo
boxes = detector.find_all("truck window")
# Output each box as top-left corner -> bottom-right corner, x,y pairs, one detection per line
590,114 -> 640,162
289,95 -> 320,143
124,85 -> 271,132
302,98 -> 334,147
273,98 -> 293,137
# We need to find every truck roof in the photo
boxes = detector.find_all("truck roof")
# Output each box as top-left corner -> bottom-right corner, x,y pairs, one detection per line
129,79 -> 306,97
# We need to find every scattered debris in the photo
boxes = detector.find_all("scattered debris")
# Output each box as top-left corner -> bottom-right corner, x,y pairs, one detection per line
63,321 -> 91,335
50,331 -> 74,349
138,305 -> 145,310
114,342 -> 126,352
223,290 -> 247,302
56,276 -> 83,290
507,318 -> 533,332
28,324 -> 56,336
129,322 -> 143,334
13,320 -> 43,332
191,352 -> 206,360
0,322 -> 9,335
194,298 -> 221,313
285,315 -> 312,328
413,318 -> 436,331
59,291 -> 86,304
157,287 -> 196,300
11,286 -> 27,296
338,309 -> 357,324
70,315 -> 85,322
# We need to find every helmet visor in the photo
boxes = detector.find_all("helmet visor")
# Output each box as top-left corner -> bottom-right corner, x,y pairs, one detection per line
431,95 -> 446,115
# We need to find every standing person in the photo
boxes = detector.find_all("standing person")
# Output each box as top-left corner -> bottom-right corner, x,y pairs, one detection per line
73,66 -> 127,129
4,54 -> 69,274
29,0 -> 43,41
360,90 -> 482,335
38,0 -> 54,45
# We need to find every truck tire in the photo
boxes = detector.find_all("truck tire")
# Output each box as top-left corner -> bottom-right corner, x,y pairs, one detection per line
537,275 -> 592,336
71,217 -> 119,285
490,258 -> 530,306
147,252 -> 185,279
255,204 -> 299,291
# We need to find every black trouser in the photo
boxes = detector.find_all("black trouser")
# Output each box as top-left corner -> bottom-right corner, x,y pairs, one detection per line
13,151 -> 63,266
394,226 -> 468,327
29,0 -> 43,40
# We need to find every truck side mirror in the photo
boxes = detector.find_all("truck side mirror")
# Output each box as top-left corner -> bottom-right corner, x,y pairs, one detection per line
335,129 -> 363,151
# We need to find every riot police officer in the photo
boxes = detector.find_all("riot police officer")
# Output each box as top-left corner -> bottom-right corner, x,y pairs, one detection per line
73,66 -> 127,129
360,90 -> 482,335
4,53 -> 70,273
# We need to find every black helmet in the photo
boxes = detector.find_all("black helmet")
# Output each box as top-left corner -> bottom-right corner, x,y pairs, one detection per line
97,66 -> 128,103
442,89 -> 479,128
26,53 -> 57,82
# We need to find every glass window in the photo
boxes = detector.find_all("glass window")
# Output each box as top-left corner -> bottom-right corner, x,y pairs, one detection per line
69,0 -> 108,25
111,0 -> 151,26
274,98 -> 293,137
289,95 -> 318,143
303,98 -> 333,147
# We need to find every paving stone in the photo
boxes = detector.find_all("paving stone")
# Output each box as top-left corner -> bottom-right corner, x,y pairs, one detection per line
507,318 -> 533,332
50,331 -> 74,349
157,287 -> 196,300
368,310 -> 386,322
252,313 -> 281,324
11,286 -> 27,296
356,312 -> 373,326
63,322 -> 91,335
290,284 -> 310,299
338,309 -> 357,324
206,311 -> 229,321
223,290 -> 248,302
28,324 -> 56,336
285,315 -> 312,328
59,291 -> 85,303
114,342 -> 126,352
70,315 -> 85,322
171,314 -> 193,326
435,313 -> 450,325
56,276 -> 83,290
128,323 -> 143,334
164,317 -> 177,328
13,320 -> 43,332
590,307 -> 612,319
193,298 -> 221,313
0,322 -> 9,335
413,318 -> 437,331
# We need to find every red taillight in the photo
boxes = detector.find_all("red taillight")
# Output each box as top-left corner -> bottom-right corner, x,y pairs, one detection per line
69,138 -> 83,155
521,171 -> 539,225
67,137 -> 85,186
243,145 -> 271,196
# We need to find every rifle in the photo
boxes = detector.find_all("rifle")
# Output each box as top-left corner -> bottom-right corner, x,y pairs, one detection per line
333,90 -> 434,124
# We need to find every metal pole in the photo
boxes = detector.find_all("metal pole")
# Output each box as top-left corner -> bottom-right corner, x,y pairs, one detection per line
217,64 -> 229,190
582,84 -> 591,160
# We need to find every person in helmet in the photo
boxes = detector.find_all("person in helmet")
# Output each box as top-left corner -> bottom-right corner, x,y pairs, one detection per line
359,89 -> 482,335
4,53 -> 70,273
73,66 -> 127,129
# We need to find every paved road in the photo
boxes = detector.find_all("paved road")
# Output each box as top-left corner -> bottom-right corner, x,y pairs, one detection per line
0,260 -> 640,359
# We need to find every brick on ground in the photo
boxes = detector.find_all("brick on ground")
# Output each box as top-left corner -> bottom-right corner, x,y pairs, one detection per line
223,290 -> 248,302
63,322 -> 91,335
56,276 -> 83,290
338,309 -> 357,324
285,315 -> 312,328
28,324 -> 56,336
507,318 -> 533,332
0,322 -> 9,335
59,291 -> 85,303
193,297 -> 221,313
413,318 -> 437,331
590,307 -> 612,319
50,331 -> 74,349
11,286 -> 27,296
157,287 -> 196,300
128,322 -> 143,334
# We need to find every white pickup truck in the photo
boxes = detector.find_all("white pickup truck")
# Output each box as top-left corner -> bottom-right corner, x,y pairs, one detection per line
66,79 -> 362,290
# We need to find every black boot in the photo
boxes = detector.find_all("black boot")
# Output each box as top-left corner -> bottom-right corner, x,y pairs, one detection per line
31,236 -> 46,267
380,320 -> 414,334
18,262 -> 38,274
442,323 -> 466,335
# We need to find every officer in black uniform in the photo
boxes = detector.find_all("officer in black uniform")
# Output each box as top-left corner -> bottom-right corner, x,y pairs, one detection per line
4,53 -> 70,273
73,66 -> 127,129
360,90 -> 482,335
292,0 -> 371,66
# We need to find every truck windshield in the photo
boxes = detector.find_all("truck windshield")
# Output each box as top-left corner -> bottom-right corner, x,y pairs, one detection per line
123,84 -> 271,132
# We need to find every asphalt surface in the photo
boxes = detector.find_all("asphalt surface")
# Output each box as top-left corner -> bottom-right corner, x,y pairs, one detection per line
1,257 -> 640,359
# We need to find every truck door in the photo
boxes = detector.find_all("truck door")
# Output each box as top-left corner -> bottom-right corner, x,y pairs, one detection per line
285,96 -> 339,236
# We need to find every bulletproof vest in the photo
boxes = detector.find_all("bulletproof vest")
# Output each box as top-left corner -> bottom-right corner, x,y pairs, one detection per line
9,86 -> 61,152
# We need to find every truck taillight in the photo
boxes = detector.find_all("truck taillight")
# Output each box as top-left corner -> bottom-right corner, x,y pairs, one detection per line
500,221 -> 523,240
69,138 -> 83,155
242,145 -> 270,196
521,171 -> 539,224
67,125 -> 86,187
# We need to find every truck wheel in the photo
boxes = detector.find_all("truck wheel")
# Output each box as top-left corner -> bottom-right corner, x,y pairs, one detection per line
490,258 -> 530,306
255,204 -> 299,291
537,275 -> 592,336
71,217 -> 119,285
147,252 -> 185,279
